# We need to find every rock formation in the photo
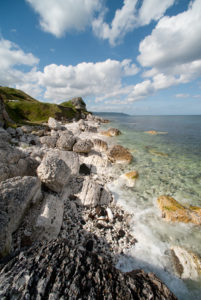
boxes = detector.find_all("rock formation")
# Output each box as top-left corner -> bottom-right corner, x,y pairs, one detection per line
101,127 -> 121,137
0,239 -> 177,300
107,145 -> 133,164
0,176 -> 42,258
157,195 -> 201,225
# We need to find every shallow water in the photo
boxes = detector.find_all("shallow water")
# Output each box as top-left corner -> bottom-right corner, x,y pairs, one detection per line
100,115 -> 201,300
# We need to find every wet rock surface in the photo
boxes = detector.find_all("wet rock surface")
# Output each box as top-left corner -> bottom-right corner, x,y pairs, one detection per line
107,144 -> 133,164
0,239 -> 177,300
157,195 -> 201,225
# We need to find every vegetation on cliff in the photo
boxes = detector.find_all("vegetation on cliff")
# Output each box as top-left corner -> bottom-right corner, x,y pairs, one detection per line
0,87 -> 86,126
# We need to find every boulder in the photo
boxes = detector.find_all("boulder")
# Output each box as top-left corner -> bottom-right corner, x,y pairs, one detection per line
171,246 -> 201,280
107,145 -> 133,164
0,176 -> 42,258
70,97 -> 86,110
101,127 -> 121,137
34,194 -> 64,242
47,149 -> 80,175
37,153 -> 71,193
0,239 -> 177,300
93,138 -> 108,152
48,117 -> 61,130
40,136 -> 57,148
0,127 -> 11,142
121,171 -> 139,187
56,132 -> 76,150
6,127 -> 16,136
157,195 -> 201,225
77,178 -> 112,207
73,139 -> 93,153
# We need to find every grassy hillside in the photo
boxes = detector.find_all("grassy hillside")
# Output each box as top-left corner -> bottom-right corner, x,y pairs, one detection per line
0,87 -> 83,126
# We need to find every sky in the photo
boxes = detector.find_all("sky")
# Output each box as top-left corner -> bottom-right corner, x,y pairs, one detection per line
1,0 -> 201,115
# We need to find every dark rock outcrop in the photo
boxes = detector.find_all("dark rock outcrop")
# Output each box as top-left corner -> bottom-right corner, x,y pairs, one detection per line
0,238 -> 177,300
70,97 -> 86,110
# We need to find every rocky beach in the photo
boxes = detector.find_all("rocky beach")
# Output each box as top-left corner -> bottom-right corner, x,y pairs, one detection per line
0,95 -> 178,299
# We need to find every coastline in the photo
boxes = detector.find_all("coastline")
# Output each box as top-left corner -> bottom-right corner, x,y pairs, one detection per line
0,114 -> 177,299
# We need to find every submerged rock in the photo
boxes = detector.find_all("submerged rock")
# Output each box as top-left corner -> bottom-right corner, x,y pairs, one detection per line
0,238 -> 177,300
157,195 -> 201,225
0,176 -> 42,258
108,145 -> 133,164
101,127 -> 121,137
171,246 -> 201,280
121,171 -> 139,187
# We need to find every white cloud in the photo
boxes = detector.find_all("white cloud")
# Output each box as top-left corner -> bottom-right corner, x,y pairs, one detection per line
0,38 -> 39,88
26,0 -> 102,37
139,0 -> 175,25
132,0 -> 201,102
92,0 -> 175,45
38,59 -> 138,101
138,0 -> 201,71
176,93 -> 190,98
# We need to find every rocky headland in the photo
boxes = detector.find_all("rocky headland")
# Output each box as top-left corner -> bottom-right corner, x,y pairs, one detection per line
0,92 -> 178,299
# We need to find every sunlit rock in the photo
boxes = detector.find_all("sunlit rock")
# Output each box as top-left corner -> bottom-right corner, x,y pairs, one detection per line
157,195 -> 201,225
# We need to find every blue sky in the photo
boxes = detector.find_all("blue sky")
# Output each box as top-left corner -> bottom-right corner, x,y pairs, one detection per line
1,0 -> 201,115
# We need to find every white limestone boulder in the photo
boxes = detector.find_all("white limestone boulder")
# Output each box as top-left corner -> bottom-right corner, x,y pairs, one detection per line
37,153 -> 71,193
0,176 -> 42,258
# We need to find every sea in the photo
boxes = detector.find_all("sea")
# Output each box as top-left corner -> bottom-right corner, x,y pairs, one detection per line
97,114 -> 201,300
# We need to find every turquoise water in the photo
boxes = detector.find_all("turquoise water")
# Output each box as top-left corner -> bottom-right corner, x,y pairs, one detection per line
100,115 -> 201,300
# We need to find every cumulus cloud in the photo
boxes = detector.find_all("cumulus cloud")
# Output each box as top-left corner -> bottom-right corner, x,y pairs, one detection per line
92,0 -> 175,45
129,0 -> 201,102
38,59 -> 138,101
138,0 -> 201,72
26,0 -> 102,37
0,38 -> 39,89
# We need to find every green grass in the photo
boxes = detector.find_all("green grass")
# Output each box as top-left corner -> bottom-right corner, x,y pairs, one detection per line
0,86 -> 82,126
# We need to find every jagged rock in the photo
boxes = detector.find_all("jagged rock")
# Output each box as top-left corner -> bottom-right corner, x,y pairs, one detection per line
47,149 -> 80,175
0,239 -> 177,300
37,153 -> 71,193
0,127 -> 11,142
80,151 -> 109,175
77,178 -> 112,207
0,176 -> 42,258
48,117 -> 61,130
93,138 -> 108,152
171,246 -> 201,280
56,132 -> 76,150
108,145 -> 133,164
33,193 -> 64,242
16,127 -> 23,136
73,139 -> 93,153
70,97 -> 86,110
101,127 -> 121,137
64,122 -> 81,135
40,135 -> 57,148
157,195 -> 201,225
6,127 -> 16,136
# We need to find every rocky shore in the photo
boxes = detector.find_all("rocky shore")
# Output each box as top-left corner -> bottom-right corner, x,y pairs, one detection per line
0,109 -> 177,299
